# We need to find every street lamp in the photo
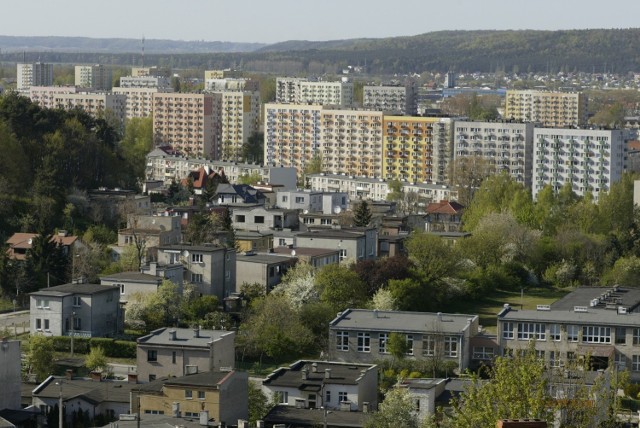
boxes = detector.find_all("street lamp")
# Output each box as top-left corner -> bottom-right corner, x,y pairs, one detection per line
55,380 -> 63,428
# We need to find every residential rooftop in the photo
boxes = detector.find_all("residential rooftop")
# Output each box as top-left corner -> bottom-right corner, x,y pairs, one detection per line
263,360 -> 377,388
32,376 -> 135,403
236,253 -> 296,265
158,243 -> 229,253
550,286 -> 640,313
137,327 -> 234,347
30,283 -> 117,296
264,405 -> 369,428
100,272 -> 162,283
272,247 -> 341,257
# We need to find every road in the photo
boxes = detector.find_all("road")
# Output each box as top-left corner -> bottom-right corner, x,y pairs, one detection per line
0,310 -> 30,335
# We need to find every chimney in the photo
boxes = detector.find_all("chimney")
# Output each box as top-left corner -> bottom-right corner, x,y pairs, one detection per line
373,309 -> 378,318
90,371 -> 102,382
199,411 -> 209,426
128,373 -> 138,384
194,326 -> 200,338
238,420 -> 249,428
65,369 -> 74,380
169,330 -> 177,341
148,262 -> 157,276
301,367 -> 308,380
311,363 -> 318,373
256,422 -> 265,428
325,369 -> 331,379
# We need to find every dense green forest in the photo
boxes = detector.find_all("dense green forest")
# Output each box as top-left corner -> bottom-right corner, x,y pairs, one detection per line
2,29 -> 639,74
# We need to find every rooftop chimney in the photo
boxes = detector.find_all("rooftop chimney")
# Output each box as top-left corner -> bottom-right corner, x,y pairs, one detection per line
65,369 -> 74,380
311,363 -> 318,373
193,326 -> 200,338
169,330 -> 177,341
301,367 -> 308,380
325,369 -> 331,379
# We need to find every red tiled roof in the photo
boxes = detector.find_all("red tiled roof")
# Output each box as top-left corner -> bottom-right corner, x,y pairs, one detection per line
6,233 -> 78,260
426,200 -> 464,215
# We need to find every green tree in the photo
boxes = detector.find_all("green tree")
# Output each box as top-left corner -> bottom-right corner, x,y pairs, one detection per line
181,295 -> 219,323
27,335 -> 56,382
241,132 -> 264,164
238,172 -> 262,185
119,117 -> 153,184
353,200 -> 372,227
248,381 -> 271,424
387,332 -> 410,362
364,387 -> 419,428
316,264 -> 368,312
448,156 -> 494,207
85,346 -> 107,372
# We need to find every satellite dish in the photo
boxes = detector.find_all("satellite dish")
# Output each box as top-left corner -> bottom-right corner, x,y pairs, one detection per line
28,238 -> 33,245
182,250 -> 190,258
303,209 -> 309,214
291,250 -> 296,257
333,206 -> 342,214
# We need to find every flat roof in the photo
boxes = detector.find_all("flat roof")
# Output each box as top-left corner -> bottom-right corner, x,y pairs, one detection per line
100,272 -> 162,284
263,360 -> 376,388
330,309 -> 477,334
163,370 -> 236,388
500,307 -> 640,326
137,327 -> 234,347
550,286 -> 640,312
158,244 -> 227,253
264,405 -> 368,427
30,283 -> 117,296
273,247 -> 340,257
236,253 -> 296,264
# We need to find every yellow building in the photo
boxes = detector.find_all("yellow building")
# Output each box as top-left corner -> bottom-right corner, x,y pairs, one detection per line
134,370 -> 248,426
235,231 -> 274,252
382,116 -> 453,183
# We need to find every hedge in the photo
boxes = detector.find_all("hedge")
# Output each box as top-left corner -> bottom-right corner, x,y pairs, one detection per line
50,336 -> 136,359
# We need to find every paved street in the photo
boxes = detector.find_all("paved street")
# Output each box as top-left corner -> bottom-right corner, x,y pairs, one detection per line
0,310 -> 29,335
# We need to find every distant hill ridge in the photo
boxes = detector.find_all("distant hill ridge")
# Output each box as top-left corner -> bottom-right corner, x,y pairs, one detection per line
1,29 -> 639,74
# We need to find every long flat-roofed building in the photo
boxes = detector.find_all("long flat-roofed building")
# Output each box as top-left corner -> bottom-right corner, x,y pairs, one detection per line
17,62 -> 53,91
505,90 -> 587,128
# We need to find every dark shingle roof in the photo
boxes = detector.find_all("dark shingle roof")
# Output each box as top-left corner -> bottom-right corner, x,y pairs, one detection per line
264,405 -> 369,427
263,360 -> 376,388
100,272 -> 162,284
30,283 -> 117,296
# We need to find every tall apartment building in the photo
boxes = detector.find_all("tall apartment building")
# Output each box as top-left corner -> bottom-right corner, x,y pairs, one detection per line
363,82 -> 417,115
383,116 -> 453,184
204,69 -> 243,80
152,93 -> 220,158
119,75 -> 172,88
532,128 -> 624,200
212,90 -> 261,160
131,66 -> 162,77
112,86 -> 173,119
505,90 -> 588,128
28,87 -> 126,125
205,78 -> 259,92
17,62 -> 53,91
75,64 -> 112,90
275,77 -> 353,106
453,121 -> 534,188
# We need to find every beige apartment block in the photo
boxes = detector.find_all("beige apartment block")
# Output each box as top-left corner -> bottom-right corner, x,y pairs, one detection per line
113,86 -> 172,119
28,87 -> 126,125
152,93 -> 220,158
214,90 -> 260,160
75,64 -> 112,90
505,90 -> 588,128
17,62 -> 53,91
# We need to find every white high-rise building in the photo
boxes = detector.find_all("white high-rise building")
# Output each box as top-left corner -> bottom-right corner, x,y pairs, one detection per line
75,64 -> 112,90
275,77 -> 353,106
532,128 -> 625,200
119,75 -> 172,88
363,82 -> 417,115
113,86 -> 173,119
17,62 -> 53,91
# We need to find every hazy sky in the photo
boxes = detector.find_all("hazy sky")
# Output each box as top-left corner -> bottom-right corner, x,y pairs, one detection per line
3,0 -> 637,44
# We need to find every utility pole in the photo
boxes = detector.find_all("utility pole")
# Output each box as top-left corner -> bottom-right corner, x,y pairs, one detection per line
56,380 -> 63,428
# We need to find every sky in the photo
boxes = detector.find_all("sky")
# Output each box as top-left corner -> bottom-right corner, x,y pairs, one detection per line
2,0 -> 637,44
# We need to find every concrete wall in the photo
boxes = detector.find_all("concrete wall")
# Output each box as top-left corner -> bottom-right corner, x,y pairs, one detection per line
136,346 -> 211,382
210,332 -> 236,370
89,290 -> 121,337
0,340 -> 21,410
219,371 -> 249,424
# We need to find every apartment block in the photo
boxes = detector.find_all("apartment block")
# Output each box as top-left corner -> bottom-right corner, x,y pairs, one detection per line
453,121 -> 534,188
204,69 -> 243,80
119,75 -> 172,88
383,116 -> 453,184
152,93 -> 220,158
532,128 -> 624,200
363,83 -> 417,115
505,90 -> 588,128
497,286 -> 640,382
17,62 -> 53,90
113,86 -> 173,119
275,78 -> 354,106
28,87 -> 126,125
204,78 -> 258,92
75,64 -> 112,90
275,77 -> 306,103
212,90 -> 261,160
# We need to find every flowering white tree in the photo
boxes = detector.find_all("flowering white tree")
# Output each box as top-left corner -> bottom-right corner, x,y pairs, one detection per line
272,262 -> 318,309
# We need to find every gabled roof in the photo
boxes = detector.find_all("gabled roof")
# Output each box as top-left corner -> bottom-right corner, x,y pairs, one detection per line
99,272 -> 162,284
426,200 -> 464,215
32,376 -> 135,403
6,233 -> 78,260
215,183 -> 265,204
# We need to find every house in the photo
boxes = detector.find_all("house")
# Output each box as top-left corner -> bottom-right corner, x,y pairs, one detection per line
32,375 -> 137,424
328,309 -> 480,373
272,247 -> 341,269
235,231 -> 273,253
131,370 -> 248,426
276,190 -> 349,215
136,327 -> 235,382
179,167 -> 226,196
424,200 -> 464,232
117,215 -> 182,257
99,272 -> 163,304
299,212 -> 340,229
215,183 -> 266,207
497,286 -> 640,381
139,262 -> 184,287
6,231 -> 79,261
397,378 -> 447,422
87,188 -> 151,228
263,405 -> 369,428
235,253 -> 296,293
29,283 -> 122,338
261,360 -> 378,412
0,339 -> 21,411
272,229 -> 301,248
232,206 -> 299,232
378,235 -> 407,258
157,244 -> 236,300
296,227 -> 378,262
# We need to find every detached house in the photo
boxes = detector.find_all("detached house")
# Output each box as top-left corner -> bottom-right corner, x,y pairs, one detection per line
29,283 -> 122,338
424,200 -> 464,233
296,227 -> 378,262
215,183 -> 266,207
6,231 -> 79,261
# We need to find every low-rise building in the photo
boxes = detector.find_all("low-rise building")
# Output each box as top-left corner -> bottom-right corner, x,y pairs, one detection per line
136,327 -> 236,382
424,200 -> 464,233
215,183 -> 266,207
329,309 -> 480,373
235,231 -> 274,253
29,283 -> 122,338
296,228 -> 377,262
232,206 -> 299,232
99,272 -> 163,304
262,360 -> 378,412
397,378 -> 447,422
235,253 -> 296,292
6,231 -> 79,261
272,246 -> 341,269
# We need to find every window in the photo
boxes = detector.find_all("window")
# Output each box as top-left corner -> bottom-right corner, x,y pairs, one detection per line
279,238 -> 287,246
379,333 -> 389,354
423,336 -> 435,356
119,284 -> 125,295
517,323 -> 546,341
582,326 -> 611,343
42,299 -> 50,309
567,325 -> 579,342
73,296 -> 81,307
338,392 -> 348,403
444,336 -> 458,357
276,391 -> 288,404
502,322 -> 514,340
633,356 -> 640,372
191,253 -> 203,263
616,327 -> 627,345
472,346 -> 494,360
295,197 -> 305,203
144,410 -> 164,415
281,196 -> 288,203
406,335 -> 414,355
184,412 -> 199,417
567,351 -> 576,363
235,215 -> 246,223
198,391 -> 205,400
357,332 -> 370,352
549,351 -> 561,368
414,399 -> 421,412
254,216 -> 265,224
339,249 -> 347,260
336,331 -> 349,351
44,319 -> 50,331
73,317 -> 81,330
550,324 -> 561,341
147,350 -> 157,362
36,319 -> 42,330
325,390 -> 331,403
36,299 -> 43,308
191,273 -> 203,283
185,390 -> 193,399
172,351 -> 176,364
633,328 -> 640,345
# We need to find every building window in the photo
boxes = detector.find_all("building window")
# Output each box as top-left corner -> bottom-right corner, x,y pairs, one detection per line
172,351 -> 176,364
406,335 -> 414,355
615,352 -> 626,370
43,299 -> 50,309
325,390 -> 331,403
336,331 -> 349,351
616,327 -> 627,345
472,346 -> 494,360
198,391 -> 205,400
502,322 -> 514,340
549,324 -> 561,341
36,319 -> 42,330
549,351 -> 561,368
235,215 -> 246,223
281,196 -> 288,202
339,249 -> 347,260
633,328 -> 640,345
567,325 -> 579,342
423,336 -> 435,356
295,197 -> 305,203
191,273 -> 203,283
338,392 -> 348,403
582,326 -> 611,343
414,399 -> 421,412
633,356 -> 640,372
73,296 -> 81,307
73,317 -> 82,330
276,391 -> 288,404
185,390 -> 193,399
255,216 -> 265,224
444,336 -> 458,357
44,319 -> 50,331
147,350 -> 157,362
517,323 -> 546,341
191,253 -> 203,263
279,238 -> 287,246
357,332 -> 370,352
118,284 -> 125,295
379,333 -> 389,354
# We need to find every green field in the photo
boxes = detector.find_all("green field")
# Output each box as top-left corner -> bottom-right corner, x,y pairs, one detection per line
444,287 -> 570,333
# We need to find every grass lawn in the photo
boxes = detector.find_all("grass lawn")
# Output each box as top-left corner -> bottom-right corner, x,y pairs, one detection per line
444,287 -> 571,334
